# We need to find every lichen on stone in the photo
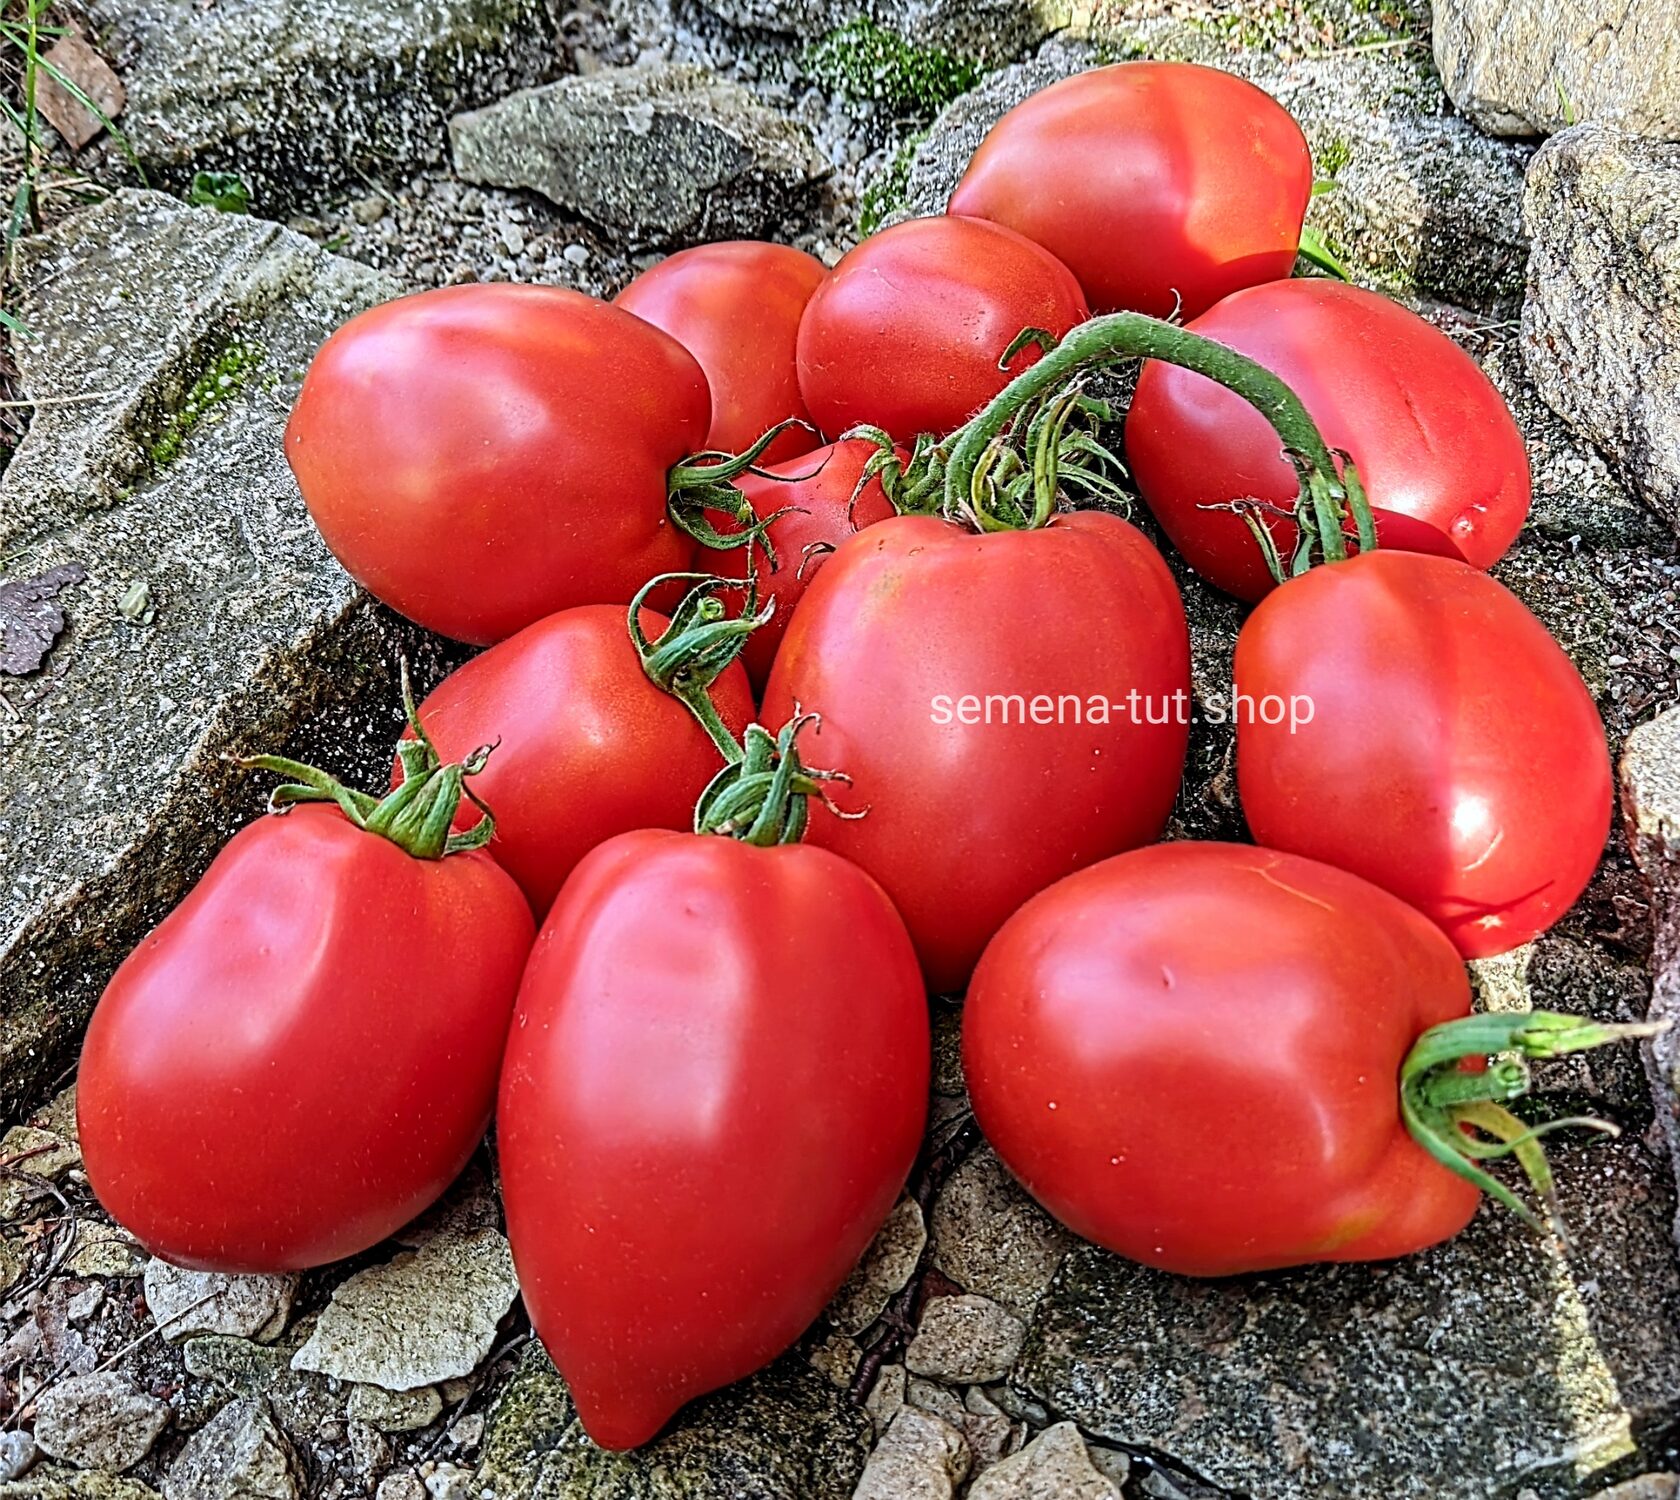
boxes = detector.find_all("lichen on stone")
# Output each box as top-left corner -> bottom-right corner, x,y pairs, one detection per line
807,18 -> 983,116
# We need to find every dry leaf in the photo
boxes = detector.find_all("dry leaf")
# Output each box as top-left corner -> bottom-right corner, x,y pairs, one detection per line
0,564 -> 87,675
38,34 -> 125,152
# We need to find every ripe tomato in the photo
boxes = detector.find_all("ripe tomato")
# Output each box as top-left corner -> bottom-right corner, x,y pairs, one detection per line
963,842 -> 1483,1275
698,439 -> 901,692
948,62 -> 1312,319
400,604 -> 754,917
1126,280 -> 1532,601
286,284 -> 709,646
761,512 -> 1190,991
1235,550 -> 1611,958
499,828 -> 929,1449
80,803 -> 533,1273
614,241 -> 827,466
795,216 -> 1089,443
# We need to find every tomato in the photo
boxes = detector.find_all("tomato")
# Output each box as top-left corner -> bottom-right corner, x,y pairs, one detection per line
697,439 -> 901,692
1235,550 -> 1611,958
761,512 -> 1190,991
286,284 -> 709,646
948,62 -> 1312,320
795,216 -> 1089,444
1125,280 -> 1532,602
499,827 -> 929,1449
79,798 -> 533,1273
614,242 -> 827,466
963,842 -> 1484,1275
400,604 -> 754,917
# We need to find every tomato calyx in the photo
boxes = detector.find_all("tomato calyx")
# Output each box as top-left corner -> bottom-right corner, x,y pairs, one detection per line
693,712 -> 858,848
236,664 -> 498,860
667,418 -> 820,561
1400,1010 -> 1668,1235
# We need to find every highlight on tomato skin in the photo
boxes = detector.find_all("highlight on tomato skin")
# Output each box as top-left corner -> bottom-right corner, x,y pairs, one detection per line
1126,279 -> 1533,602
948,61 -> 1313,320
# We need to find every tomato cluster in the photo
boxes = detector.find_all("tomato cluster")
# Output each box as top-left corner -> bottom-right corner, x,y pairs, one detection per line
77,58 -> 1651,1455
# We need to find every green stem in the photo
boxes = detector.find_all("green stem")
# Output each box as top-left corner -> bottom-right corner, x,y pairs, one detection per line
693,713 -> 859,847
1399,1010 -> 1666,1234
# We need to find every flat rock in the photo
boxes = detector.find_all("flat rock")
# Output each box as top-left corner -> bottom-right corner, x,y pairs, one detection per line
852,1406 -> 970,1500
967,1422 -> 1119,1500
0,190 -> 444,1122
82,0 -> 561,213
450,64 -> 826,246
826,1196 -> 926,1336
164,1398 -> 301,1500
33,1370 -> 170,1473
477,1342 -> 872,1498
0,1479 -> 160,1500
905,1295 -> 1025,1385
696,0 -> 1053,62
927,1146 -> 1071,1321
1591,1480 -> 1680,1500
346,1382 -> 444,1433
291,1226 -> 519,1391
144,1261 -> 297,1343
1523,124 -> 1680,535
1432,0 -> 1680,139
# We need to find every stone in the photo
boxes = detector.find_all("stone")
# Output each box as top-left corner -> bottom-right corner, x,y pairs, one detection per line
64,1226 -> 147,1279
0,1433 -> 34,1483
902,32 -> 1531,314
450,64 -> 826,246
33,1370 -> 170,1472
164,1399 -> 301,1500
904,1295 -> 1024,1385
0,1479 -> 160,1500
927,1147 -> 1070,1319
1432,0 -> 1680,139
420,1462 -> 474,1500
852,1406 -> 970,1500
826,1196 -> 926,1335
1522,124 -> 1680,535
967,1422 -> 1120,1500
1591,1479 -> 1680,1500
1014,1132 -> 1680,1500
82,0 -> 561,213
291,1226 -> 519,1390
347,1382 -> 445,1433
0,189 -> 444,1123
0,1124 -> 80,1218
144,1261 -> 296,1343
864,1364 -> 906,1437
375,1476 -> 427,1500
807,1332 -> 861,1387
956,1387 -> 1018,1472
477,1342 -> 872,1498
700,0 -> 1054,62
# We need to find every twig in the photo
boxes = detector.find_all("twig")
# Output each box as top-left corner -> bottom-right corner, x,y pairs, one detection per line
0,390 -> 118,409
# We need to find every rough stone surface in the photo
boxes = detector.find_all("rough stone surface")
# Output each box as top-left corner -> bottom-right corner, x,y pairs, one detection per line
0,190 -> 445,1122
33,1372 -> 170,1473
82,0 -> 563,214
477,1342 -> 872,1497
450,64 -> 827,245
967,1422 -> 1119,1500
0,1479 -> 160,1500
0,1433 -> 35,1484
163,1399 -> 301,1500
927,1147 -> 1070,1320
144,1262 -> 296,1343
1591,1479 -> 1680,1500
1523,124 -> 1680,535
1432,0 -> 1680,140
826,1196 -> 926,1336
346,1382 -> 444,1433
696,0 -> 1056,62
291,1226 -> 519,1390
852,1406 -> 971,1500
906,1295 -> 1025,1385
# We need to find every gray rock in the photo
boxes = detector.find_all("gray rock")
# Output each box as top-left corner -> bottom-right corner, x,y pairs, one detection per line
967,1422 -> 1119,1500
346,1382 -> 444,1433
0,1433 -> 34,1483
1591,1479 -> 1680,1500
1522,124 -> 1680,535
903,33 -> 1531,314
33,1371 -> 170,1473
144,1261 -> 297,1343
291,1226 -> 519,1390
82,0 -> 561,213
450,64 -> 826,246
164,1399 -> 301,1500
826,1196 -> 926,1336
864,1363 -> 906,1438
375,1476 -> 427,1500
0,1478 -> 160,1500
1013,1133 -> 1680,1500
700,0 -> 1052,63
806,1331 -> 861,1387
0,189 -> 442,1123
477,1341 -> 872,1498
0,1123 -> 80,1218
420,1462 -> 474,1500
852,1406 -> 970,1500
905,1295 -> 1024,1385
927,1147 -> 1070,1320
1432,0 -> 1680,139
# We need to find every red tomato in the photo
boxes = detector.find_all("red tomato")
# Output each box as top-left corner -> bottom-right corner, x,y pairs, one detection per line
499,829 -> 929,1449
795,216 -> 1089,443
400,604 -> 754,917
1126,280 -> 1532,602
286,284 -> 709,646
1235,551 -> 1611,958
948,62 -> 1312,319
698,439 -> 901,692
79,804 -> 533,1273
761,512 -> 1190,991
963,841 -> 1482,1276
614,241 -> 827,466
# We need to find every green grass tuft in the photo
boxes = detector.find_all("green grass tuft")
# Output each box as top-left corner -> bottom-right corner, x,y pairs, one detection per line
807,19 -> 981,117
